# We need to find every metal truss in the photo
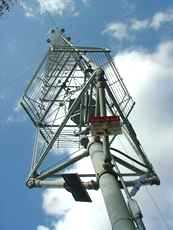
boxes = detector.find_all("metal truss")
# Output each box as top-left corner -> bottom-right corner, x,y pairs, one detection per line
21,29 -> 159,204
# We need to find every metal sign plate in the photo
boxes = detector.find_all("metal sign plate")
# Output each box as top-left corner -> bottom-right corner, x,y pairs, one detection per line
89,116 -> 122,135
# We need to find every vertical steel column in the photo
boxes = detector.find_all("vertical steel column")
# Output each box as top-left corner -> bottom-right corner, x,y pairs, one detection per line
97,69 -> 111,162
88,68 -> 136,230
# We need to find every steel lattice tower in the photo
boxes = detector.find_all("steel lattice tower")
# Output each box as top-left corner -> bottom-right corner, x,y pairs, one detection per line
21,29 -> 160,230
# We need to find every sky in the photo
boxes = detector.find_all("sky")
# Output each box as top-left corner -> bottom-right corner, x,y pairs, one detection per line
0,0 -> 173,230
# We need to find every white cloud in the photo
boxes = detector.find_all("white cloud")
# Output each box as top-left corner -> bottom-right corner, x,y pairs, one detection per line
5,101 -> 26,124
37,0 -> 75,16
102,22 -> 128,40
42,189 -> 74,216
21,0 -> 77,17
53,191 -> 111,230
151,9 -> 173,30
39,40 -> 173,230
130,19 -> 149,31
114,41 -> 173,229
20,1 -> 35,17
115,41 -> 173,135
103,8 -> 173,40
114,40 -> 173,99
37,225 -> 50,230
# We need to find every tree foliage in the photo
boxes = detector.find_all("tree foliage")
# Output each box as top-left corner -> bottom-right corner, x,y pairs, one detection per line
0,0 -> 16,17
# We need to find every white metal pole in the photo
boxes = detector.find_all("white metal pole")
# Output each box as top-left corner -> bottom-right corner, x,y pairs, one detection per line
88,69 -> 136,230
88,141 -> 136,230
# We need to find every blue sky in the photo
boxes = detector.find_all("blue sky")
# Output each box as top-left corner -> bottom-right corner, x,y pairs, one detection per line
1,1 -> 173,230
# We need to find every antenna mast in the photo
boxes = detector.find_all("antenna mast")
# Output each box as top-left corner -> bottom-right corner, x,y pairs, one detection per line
21,29 -> 160,230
